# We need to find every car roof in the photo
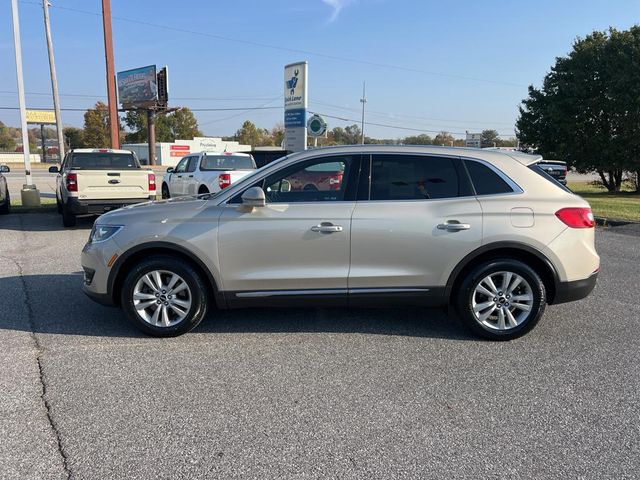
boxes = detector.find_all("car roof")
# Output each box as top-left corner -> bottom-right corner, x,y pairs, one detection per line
196,151 -> 253,157
282,144 -> 542,166
70,148 -> 134,154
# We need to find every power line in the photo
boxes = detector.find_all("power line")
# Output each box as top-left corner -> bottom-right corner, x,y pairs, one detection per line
0,90 -> 281,101
0,105 -> 281,112
17,0 -> 527,89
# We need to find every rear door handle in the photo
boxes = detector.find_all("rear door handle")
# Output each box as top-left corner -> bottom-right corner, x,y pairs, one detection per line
311,223 -> 343,233
437,221 -> 471,231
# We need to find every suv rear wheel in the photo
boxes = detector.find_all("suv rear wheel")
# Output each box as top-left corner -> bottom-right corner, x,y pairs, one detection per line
455,259 -> 546,340
120,255 -> 209,337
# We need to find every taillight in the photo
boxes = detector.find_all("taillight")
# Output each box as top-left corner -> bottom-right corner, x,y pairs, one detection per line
218,173 -> 231,189
66,173 -> 78,192
555,207 -> 594,228
148,173 -> 156,191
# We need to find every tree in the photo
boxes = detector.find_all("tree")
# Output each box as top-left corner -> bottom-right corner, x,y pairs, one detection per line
270,123 -> 285,147
234,120 -> 263,146
123,107 -> 202,143
481,129 -> 500,148
402,134 -> 432,145
83,102 -> 111,148
63,127 -> 85,149
0,121 -> 16,151
517,27 -> 640,191
433,131 -> 455,146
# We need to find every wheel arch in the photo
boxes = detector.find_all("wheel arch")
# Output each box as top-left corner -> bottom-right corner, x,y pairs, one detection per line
108,242 -> 224,308
446,242 -> 560,305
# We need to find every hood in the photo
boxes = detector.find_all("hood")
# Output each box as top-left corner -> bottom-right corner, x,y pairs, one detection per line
97,197 -> 211,225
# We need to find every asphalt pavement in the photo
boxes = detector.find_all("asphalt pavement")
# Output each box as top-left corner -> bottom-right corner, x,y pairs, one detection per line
0,212 -> 638,479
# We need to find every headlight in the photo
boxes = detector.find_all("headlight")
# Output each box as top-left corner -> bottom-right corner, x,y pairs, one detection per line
89,224 -> 123,244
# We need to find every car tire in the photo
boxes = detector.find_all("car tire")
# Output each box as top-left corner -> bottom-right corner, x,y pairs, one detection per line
56,195 -> 62,214
198,186 -> 209,195
455,259 -> 546,341
0,189 -> 10,214
161,183 -> 170,199
61,202 -> 77,227
120,255 -> 209,337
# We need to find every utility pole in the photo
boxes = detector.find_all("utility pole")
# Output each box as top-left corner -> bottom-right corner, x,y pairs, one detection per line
360,82 -> 366,144
11,0 -> 40,206
42,0 -> 64,162
147,109 -> 156,166
101,0 -> 120,149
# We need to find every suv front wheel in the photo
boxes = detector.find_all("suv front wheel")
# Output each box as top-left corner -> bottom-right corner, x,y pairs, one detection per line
121,255 -> 209,337
456,259 -> 546,341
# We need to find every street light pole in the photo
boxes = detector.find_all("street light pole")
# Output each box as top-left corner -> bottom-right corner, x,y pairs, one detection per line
101,0 -> 120,149
11,0 -> 41,206
360,82 -> 366,144
42,0 -> 65,162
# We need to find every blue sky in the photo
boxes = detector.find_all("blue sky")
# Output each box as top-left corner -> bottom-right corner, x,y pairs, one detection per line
1,0 -> 639,139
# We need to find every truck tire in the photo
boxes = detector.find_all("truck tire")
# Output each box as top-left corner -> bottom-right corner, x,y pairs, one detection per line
62,202 -> 77,227
161,183 -> 170,199
0,189 -> 9,214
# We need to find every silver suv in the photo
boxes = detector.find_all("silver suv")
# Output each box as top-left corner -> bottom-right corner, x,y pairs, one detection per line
81,146 -> 599,340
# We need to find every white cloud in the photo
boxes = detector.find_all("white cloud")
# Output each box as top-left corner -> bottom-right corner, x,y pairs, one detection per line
321,0 -> 355,22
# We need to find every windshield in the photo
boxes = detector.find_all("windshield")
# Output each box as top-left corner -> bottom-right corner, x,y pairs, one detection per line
200,155 -> 256,171
70,153 -> 138,169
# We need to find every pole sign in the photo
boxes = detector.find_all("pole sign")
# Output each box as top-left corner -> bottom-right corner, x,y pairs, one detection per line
117,65 -> 158,108
307,114 -> 327,137
26,110 -> 56,124
465,132 -> 482,148
284,61 -> 308,152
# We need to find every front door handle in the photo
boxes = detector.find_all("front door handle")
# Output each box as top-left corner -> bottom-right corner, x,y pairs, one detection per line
311,222 -> 343,233
437,221 -> 471,231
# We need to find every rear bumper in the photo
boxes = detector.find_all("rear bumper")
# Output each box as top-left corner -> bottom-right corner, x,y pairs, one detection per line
66,196 -> 155,215
553,271 -> 598,304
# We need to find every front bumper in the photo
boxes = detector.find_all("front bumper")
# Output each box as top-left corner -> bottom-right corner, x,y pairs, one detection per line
81,237 -> 120,306
553,271 -> 598,304
67,196 -> 155,215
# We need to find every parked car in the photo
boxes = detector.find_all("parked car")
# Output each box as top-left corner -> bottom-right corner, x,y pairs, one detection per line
81,145 -> 599,340
161,152 -> 256,199
0,164 -> 10,214
537,159 -> 568,185
49,149 -> 156,227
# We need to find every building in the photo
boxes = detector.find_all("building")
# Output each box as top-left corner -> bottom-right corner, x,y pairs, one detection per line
123,137 -> 252,166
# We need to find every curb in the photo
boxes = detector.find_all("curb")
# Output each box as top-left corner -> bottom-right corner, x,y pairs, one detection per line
11,205 -> 57,214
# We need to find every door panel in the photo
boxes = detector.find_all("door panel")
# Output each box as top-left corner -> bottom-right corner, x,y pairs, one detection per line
349,199 -> 482,288
218,202 -> 355,293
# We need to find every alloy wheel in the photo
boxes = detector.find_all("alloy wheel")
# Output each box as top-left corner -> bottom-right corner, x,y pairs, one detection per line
132,270 -> 192,327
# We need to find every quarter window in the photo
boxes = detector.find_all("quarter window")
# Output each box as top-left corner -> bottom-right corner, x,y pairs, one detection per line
464,160 -> 513,195
369,155 -> 461,200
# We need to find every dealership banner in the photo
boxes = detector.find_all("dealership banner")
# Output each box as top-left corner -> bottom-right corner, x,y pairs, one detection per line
117,65 -> 158,108
284,61 -> 308,152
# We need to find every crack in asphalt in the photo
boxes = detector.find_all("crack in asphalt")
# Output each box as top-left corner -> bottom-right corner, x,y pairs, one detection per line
12,215 -> 72,479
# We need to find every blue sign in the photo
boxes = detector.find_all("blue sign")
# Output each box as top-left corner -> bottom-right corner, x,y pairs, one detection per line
285,108 -> 306,128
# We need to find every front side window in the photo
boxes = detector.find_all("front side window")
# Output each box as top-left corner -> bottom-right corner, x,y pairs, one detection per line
186,156 -> 199,173
369,155 -> 461,200
230,155 -> 355,204
175,157 -> 189,173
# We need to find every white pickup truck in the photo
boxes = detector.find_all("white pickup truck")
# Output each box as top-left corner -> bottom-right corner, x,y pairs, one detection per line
161,152 -> 257,198
49,149 -> 156,227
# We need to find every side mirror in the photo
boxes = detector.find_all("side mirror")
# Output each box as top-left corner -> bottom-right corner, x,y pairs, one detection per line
0,165 -> 10,173
241,186 -> 266,208
166,167 -> 174,173
48,165 -> 59,174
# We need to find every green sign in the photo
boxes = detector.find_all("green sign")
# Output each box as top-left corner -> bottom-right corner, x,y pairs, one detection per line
307,114 -> 327,137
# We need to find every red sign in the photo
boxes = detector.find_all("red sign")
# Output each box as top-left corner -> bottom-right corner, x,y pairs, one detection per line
169,144 -> 190,157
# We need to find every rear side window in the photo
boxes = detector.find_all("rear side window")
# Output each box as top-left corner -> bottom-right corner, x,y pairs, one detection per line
370,155 -> 460,200
464,160 -> 513,195
70,153 -> 138,169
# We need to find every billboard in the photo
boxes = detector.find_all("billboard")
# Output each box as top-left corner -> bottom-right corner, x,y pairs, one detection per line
284,61 -> 308,152
117,65 -> 158,108
465,132 -> 482,148
26,110 -> 56,124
